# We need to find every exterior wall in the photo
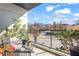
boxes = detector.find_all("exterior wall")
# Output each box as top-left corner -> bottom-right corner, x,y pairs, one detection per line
0,3 -> 27,32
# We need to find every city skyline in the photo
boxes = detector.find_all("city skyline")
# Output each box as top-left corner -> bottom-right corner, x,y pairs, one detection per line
28,3 -> 79,25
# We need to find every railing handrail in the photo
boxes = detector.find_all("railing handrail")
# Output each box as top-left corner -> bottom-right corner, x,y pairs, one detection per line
31,42 -> 69,56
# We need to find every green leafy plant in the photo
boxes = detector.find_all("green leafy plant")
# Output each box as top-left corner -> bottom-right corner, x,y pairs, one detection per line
9,19 -> 30,47
58,28 -> 79,51
9,19 -> 21,38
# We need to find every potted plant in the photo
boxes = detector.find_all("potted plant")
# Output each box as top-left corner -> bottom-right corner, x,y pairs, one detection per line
10,19 -> 30,47
58,28 -> 79,56
16,24 -> 30,47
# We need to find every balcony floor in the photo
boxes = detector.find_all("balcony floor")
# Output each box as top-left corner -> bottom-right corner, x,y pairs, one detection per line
31,47 -> 56,56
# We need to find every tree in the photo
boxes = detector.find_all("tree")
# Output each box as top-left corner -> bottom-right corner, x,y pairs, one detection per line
72,30 -> 79,47
16,24 -> 30,47
58,29 -> 75,50
1,26 -> 11,45
32,23 -> 40,43
9,19 -> 21,38
8,19 -> 30,47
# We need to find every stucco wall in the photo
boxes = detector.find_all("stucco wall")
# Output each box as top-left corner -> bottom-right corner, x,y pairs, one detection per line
0,3 -> 27,32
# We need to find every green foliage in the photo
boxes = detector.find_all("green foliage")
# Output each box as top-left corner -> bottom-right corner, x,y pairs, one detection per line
59,46 -> 65,50
16,24 -> 26,39
46,32 -> 56,35
8,19 -> 21,37
9,19 -> 30,47
25,30 -> 30,47
58,29 -> 79,47
5,26 -> 9,36
59,29 -> 77,41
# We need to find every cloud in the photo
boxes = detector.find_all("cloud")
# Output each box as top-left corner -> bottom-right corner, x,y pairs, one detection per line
73,13 -> 79,17
34,17 -> 40,20
55,8 -> 71,14
46,5 -> 54,12
73,18 -> 78,21
64,18 -> 69,21
67,3 -> 77,5
49,20 -> 53,24
56,5 -> 60,7
55,14 -> 66,18
60,15 -> 66,17
46,5 -> 60,12
61,18 -> 73,24
44,15 -> 50,18
54,18 -> 59,21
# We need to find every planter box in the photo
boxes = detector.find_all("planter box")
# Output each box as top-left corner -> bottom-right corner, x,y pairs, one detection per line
70,46 -> 79,56
22,40 -> 26,45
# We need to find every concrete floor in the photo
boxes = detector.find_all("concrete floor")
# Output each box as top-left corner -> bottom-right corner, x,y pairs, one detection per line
30,34 -> 63,49
31,47 -> 55,56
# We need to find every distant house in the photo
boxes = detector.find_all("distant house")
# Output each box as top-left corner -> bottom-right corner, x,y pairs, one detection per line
65,25 -> 79,31
28,23 -> 79,33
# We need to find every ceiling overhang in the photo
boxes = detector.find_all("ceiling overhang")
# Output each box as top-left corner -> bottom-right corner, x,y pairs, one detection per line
14,3 -> 41,10
0,3 -> 41,33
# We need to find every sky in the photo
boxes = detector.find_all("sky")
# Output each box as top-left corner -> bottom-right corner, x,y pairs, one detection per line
27,3 -> 79,25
